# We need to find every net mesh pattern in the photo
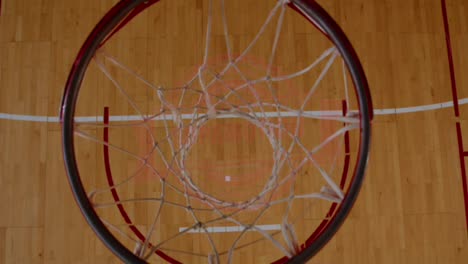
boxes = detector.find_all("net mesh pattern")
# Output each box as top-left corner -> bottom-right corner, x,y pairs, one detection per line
74,0 -> 361,262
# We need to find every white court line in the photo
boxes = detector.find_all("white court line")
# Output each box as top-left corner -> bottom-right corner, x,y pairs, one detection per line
179,224 -> 281,233
1,98 -> 468,123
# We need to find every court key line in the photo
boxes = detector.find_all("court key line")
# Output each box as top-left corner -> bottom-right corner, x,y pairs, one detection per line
179,224 -> 281,233
1,98 -> 468,123
441,0 -> 468,235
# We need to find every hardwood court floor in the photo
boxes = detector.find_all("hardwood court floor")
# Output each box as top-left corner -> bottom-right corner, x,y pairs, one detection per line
0,0 -> 468,263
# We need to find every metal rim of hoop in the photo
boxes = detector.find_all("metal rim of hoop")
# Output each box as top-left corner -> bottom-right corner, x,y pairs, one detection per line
60,0 -> 373,263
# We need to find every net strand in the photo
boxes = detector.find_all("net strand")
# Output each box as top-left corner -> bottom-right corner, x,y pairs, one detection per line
140,184 -> 166,258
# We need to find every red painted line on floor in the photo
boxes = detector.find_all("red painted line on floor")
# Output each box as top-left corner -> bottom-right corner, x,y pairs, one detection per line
456,122 -> 468,230
304,101 -> 351,246
273,100 -> 352,263
464,152 -> 468,157
103,107 -> 142,237
441,0 -> 460,117
342,100 -> 350,154
441,0 -> 468,234
103,107 -> 181,264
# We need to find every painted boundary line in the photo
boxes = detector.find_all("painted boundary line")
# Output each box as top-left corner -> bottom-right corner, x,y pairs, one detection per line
441,0 -> 468,234
441,0 -> 460,117
179,224 -> 281,234
102,107 -> 175,262
456,122 -> 468,232
2,98 -> 468,123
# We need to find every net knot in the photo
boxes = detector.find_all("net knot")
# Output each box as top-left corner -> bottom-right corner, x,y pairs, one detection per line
133,241 -> 144,256
207,107 -> 217,119
195,222 -> 203,230
88,190 -> 97,205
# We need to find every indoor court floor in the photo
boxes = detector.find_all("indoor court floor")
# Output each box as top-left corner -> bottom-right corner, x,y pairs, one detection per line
1,0 -> 468,263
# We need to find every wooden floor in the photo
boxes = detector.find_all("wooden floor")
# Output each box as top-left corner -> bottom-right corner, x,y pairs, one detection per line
1,0 -> 468,263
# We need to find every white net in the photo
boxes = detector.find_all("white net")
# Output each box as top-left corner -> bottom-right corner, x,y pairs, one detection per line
73,0 -> 362,262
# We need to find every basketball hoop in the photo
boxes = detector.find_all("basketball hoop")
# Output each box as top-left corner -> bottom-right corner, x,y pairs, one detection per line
61,0 -> 372,263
